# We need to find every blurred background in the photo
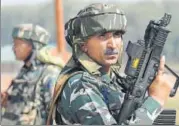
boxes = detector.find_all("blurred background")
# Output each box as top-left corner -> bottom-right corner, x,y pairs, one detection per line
1,0 -> 179,124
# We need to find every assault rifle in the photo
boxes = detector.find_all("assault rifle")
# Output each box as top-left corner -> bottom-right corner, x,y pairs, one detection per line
116,13 -> 179,124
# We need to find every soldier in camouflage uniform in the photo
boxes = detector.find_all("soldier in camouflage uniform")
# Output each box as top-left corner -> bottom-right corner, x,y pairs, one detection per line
50,3 -> 174,125
1,24 -> 64,125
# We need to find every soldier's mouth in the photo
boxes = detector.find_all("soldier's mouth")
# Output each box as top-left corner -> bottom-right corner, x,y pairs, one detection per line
106,55 -> 117,59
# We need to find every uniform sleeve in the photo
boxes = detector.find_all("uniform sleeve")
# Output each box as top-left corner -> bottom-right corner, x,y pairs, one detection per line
58,73 -> 118,125
128,96 -> 163,125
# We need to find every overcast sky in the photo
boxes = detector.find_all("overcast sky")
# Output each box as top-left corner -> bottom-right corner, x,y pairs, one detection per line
1,0 -> 170,7
1,0 -> 51,6
1,0 -> 160,6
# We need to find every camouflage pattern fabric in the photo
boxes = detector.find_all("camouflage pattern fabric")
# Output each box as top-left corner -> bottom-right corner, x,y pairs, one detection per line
54,53 -> 163,125
12,23 -> 50,45
65,3 -> 127,45
1,46 -> 63,125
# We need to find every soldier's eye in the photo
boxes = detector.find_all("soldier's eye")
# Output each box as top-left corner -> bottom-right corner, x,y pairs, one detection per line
113,31 -> 122,38
98,33 -> 107,40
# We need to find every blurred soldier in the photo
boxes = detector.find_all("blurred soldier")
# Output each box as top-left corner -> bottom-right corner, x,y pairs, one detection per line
48,3 -> 174,125
1,24 -> 65,125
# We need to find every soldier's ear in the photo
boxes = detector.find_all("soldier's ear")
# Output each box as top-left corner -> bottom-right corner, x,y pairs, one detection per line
80,43 -> 88,52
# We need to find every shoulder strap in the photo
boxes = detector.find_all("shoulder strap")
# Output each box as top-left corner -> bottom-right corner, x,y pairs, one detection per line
46,70 -> 82,125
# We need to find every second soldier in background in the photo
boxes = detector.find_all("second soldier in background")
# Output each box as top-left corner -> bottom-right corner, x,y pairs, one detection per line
1,24 -> 64,125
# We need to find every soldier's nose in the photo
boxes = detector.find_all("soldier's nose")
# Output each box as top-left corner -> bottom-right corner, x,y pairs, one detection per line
107,37 -> 116,49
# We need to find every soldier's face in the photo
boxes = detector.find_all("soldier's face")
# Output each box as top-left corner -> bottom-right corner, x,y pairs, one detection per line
13,38 -> 33,61
82,32 -> 123,66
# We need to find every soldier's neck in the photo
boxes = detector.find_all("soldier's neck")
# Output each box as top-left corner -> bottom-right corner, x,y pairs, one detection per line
24,51 -> 36,67
100,66 -> 111,75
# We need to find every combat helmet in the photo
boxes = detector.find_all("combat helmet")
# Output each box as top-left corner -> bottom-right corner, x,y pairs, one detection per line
65,3 -> 127,47
65,3 -> 127,69
12,24 -> 50,49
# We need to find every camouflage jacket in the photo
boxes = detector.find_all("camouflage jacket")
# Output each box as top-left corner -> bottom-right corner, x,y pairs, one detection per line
2,46 -> 64,125
55,53 -> 163,125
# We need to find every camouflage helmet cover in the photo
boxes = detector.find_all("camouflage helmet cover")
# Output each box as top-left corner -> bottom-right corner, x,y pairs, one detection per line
65,3 -> 127,46
12,24 -> 50,45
